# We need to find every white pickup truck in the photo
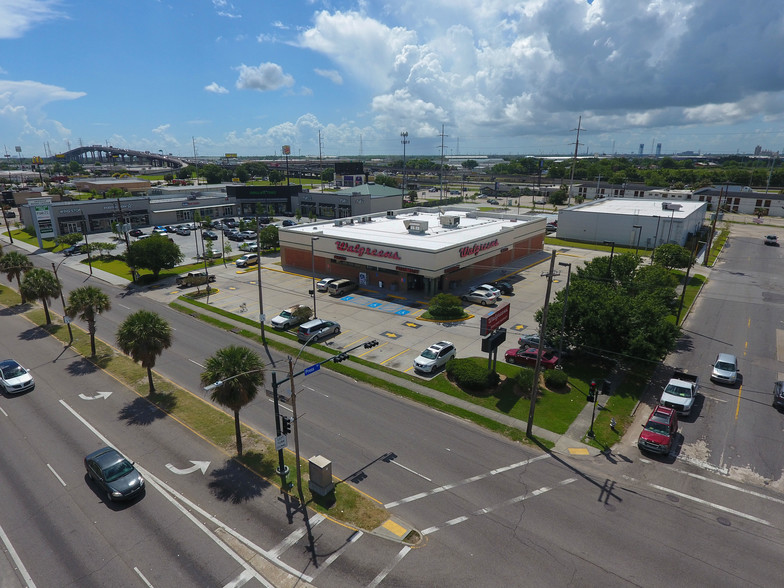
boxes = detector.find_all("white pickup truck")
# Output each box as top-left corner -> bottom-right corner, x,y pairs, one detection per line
660,371 -> 699,415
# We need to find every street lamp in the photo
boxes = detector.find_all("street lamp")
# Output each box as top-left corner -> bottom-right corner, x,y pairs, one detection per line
632,225 -> 642,256
310,236 -> 319,319
401,131 -> 409,200
603,241 -> 615,278
557,262 -> 571,360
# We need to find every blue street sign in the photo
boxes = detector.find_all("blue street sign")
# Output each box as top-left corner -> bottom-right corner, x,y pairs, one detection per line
304,364 -> 321,376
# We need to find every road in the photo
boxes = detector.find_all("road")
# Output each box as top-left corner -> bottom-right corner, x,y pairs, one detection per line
4,227 -> 784,586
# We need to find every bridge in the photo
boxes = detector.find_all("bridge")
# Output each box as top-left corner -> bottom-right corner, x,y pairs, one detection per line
55,145 -> 188,169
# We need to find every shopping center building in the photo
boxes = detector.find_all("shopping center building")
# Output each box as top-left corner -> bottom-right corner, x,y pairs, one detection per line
280,208 -> 546,296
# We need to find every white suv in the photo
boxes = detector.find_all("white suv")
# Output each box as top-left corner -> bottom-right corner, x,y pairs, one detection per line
414,341 -> 456,373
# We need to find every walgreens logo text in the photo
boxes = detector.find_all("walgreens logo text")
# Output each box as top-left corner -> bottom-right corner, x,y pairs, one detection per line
459,239 -> 499,257
335,241 -> 401,260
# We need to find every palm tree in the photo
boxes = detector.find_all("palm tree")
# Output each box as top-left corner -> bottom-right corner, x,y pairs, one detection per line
200,345 -> 264,457
0,251 -> 34,302
116,310 -> 172,394
20,268 -> 61,325
65,285 -> 111,357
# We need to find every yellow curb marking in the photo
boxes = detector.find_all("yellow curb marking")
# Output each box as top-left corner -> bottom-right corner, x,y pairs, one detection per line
382,519 -> 407,537
568,448 -> 590,455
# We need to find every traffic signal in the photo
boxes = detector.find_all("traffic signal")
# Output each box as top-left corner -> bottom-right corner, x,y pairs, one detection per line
587,380 -> 597,402
281,415 -> 292,435
333,352 -> 349,363
364,340 -> 379,349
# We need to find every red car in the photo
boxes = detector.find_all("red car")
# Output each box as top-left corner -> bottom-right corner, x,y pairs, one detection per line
504,347 -> 559,369
637,405 -> 678,455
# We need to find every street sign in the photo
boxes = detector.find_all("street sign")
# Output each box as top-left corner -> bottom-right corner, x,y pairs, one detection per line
275,435 -> 288,451
480,302 -> 511,336
304,364 -> 321,376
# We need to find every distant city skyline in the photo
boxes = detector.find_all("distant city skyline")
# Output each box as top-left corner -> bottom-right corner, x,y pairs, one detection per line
2,1 -> 783,159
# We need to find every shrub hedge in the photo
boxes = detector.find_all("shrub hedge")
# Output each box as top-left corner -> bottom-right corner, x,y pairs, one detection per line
446,358 -> 500,391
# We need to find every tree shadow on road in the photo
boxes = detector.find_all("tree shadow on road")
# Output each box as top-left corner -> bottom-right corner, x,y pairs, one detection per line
208,457 -> 270,504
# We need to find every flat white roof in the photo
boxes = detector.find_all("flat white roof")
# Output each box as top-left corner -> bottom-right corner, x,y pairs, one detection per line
286,209 -> 540,251
574,198 -> 706,219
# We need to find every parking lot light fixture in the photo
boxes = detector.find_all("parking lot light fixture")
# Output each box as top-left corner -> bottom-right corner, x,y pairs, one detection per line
632,225 -> 642,256
603,240 -> 615,278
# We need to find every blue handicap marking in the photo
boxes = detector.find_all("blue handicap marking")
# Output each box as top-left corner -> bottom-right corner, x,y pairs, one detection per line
368,302 -> 382,308
341,295 -> 355,301
395,309 -> 410,315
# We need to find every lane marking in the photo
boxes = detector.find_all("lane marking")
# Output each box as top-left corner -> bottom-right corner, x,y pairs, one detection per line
674,469 -> 784,505
385,454 -> 550,508
268,514 -> 325,558
421,478 -> 576,535
390,461 -> 432,482
134,567 -> 154,588
188,358 -> 205,368
0,523 -> 37,587
735,383 -> 742,420
318,530 -> 362,574
47,464 -> 67,487
648,483 -> 771,526
367,546 -> 411,588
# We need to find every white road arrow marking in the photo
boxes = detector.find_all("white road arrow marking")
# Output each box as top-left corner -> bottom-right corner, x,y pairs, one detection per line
78,391 -> 112,400
165,461 -> 210,475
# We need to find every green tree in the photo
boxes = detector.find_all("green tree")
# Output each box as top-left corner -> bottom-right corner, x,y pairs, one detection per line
373,174 -> 399,188
461,160 -> 479,170
54,232 -> 84,248
234,165 -> 251,183
320,168 -> 334,182
66,285 -> 111,357
199,345 -> 265,456
268,170 -> 285,185
126,235 -> 184,280
116,310 -> 173,394
0,251 -> 34,302
651,243 -> 692,270
258,225 -> 279,250
201,163 -> 228,184
428,293 -> 464,319
20,268 -> 61,325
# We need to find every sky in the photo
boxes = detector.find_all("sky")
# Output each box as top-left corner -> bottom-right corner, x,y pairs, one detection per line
1,0 -> 783,159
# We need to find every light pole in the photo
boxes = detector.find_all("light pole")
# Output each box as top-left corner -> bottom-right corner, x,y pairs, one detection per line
51,260 -> 73,346
557,262 -> 571,360
603,241 -> 615,279
632,225 -> 642,256
401,131 -> 409,200
310,236 -> 319,319
527,251 -> 557,438
256,215 -> 266,345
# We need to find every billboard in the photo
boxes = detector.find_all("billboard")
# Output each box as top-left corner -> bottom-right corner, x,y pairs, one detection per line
480,303 -> 510,337
282,145 -> 291,156
335,161 -> 364,176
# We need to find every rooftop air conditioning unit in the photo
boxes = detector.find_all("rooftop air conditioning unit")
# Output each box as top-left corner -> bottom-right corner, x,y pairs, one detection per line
334,220 -> 343,226
404,219 -> 429,233
440,215 -> 460,227
386,210 -> 395,217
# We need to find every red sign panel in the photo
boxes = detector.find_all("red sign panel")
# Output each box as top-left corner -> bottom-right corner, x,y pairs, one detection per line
480,303 -> 510,337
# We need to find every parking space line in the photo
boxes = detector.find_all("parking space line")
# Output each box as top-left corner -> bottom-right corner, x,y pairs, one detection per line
380,349 -> 409,365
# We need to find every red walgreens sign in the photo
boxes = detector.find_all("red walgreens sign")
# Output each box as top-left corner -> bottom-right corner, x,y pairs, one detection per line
480,303 -> 510,336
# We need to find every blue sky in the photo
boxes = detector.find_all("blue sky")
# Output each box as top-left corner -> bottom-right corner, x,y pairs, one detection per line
1,0 -> 783,159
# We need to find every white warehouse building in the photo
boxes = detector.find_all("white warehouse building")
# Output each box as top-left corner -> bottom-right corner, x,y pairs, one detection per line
557,198 -> 708,250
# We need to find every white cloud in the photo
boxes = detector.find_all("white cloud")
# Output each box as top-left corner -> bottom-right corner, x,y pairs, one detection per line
0,0 -> 63,39
204,82 -> 229,94
235,62 -> 294,92
151,123 -> 180,148
314,69 -> 343,85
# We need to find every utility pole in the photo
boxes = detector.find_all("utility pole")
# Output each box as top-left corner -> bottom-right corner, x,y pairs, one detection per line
567,116 -> 582,206
401,131 -> 409,200
439,124 -> 448,203
704,184 -> 725,266
527,251 -> 558,438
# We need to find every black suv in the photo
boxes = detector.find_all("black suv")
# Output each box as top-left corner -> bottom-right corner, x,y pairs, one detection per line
773,381 -> 784,410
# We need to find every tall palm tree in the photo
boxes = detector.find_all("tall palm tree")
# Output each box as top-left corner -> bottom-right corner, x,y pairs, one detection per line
116,310 -> 173,394
65,285 -> 111,357
20,268 -> 61,325
0,251 -> 34,302
200,345 -> 264,457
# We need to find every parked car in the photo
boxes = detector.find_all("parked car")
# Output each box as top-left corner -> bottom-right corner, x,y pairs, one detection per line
152,226 -> 167,234
271,305 -> 310,330
316,277 -> 336,292
773,381 -> 784,410
257,216 -> 272,224
297,319 -> 341,343
428,187 -> 439,192
546,223 -> 558,233
175,225 -> 191,236
281,220 -> 297,227
518,333 -> 550,348
239,242 -> 259,252
236,253 -> 259,268
473,284 -> 502,298
62,244 -> 85,256
490,281 -> 514,295
764,235 -> 779,246
710,353 -> 738,385
328,279 -> 358,296
226,230 -> 243,241
128,229 -> 144,238
461,290 -> 498,306
637,405 -> 679,455
202,230 -> 218,240
239,230 -> 257,240
175,271 -> 215,288
487,199 -> 500,205
84,446 -> 145,502
504,347 -> 559,369
0,359 -> 35,394
413,341 -> 456,373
